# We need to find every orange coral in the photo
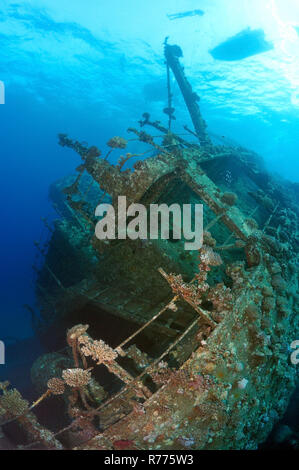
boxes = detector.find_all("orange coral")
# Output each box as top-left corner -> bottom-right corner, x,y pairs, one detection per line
47,378 -> 65,395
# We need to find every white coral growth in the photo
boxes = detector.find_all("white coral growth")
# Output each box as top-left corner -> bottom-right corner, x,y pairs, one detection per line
78,335 -> 118,365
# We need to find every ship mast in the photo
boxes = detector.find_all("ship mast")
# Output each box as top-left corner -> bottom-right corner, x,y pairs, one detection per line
164,39 -> 212,147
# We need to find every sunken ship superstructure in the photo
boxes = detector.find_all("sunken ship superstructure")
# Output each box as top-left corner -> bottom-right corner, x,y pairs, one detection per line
1,43 -> 298,450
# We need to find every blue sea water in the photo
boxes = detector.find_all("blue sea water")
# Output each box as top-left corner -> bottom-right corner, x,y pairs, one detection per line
0,0 -> 298,446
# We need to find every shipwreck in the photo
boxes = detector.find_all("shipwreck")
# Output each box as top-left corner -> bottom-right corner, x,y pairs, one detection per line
0,42 -> 298,451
